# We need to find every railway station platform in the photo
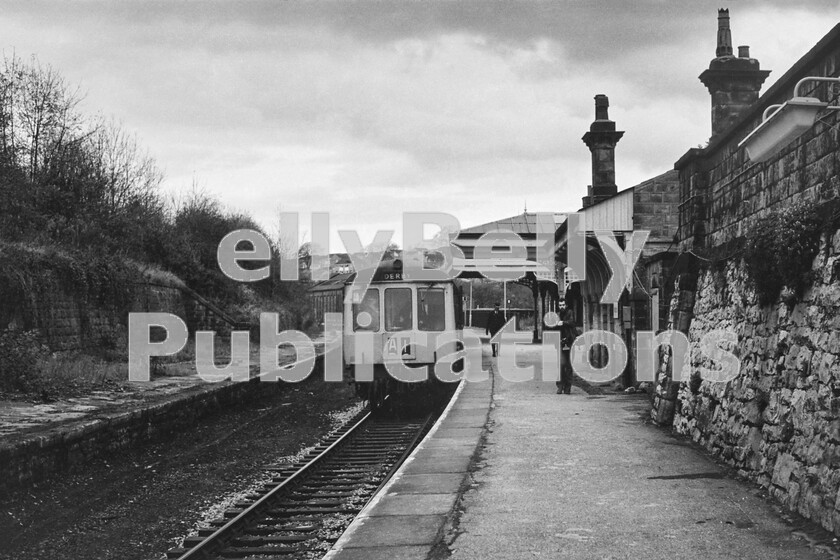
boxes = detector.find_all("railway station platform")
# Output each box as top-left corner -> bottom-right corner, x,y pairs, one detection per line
327,343 -> 836,560
0,342 -> 321,489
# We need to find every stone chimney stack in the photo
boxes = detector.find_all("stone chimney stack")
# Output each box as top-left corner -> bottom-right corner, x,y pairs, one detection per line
581,94 -> 624,208
699,8 -> 770,138
716,8 -> 733,57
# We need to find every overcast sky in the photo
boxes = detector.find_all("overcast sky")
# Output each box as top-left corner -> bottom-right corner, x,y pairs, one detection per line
2,1 -> 837,250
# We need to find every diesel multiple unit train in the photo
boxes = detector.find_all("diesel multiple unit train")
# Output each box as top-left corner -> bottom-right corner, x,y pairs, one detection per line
309,259 -> 464,410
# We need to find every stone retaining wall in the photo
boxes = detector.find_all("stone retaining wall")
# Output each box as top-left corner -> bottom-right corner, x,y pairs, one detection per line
6,278 -> 236,352
659,24 -> 840,536
672,230 -> 840,531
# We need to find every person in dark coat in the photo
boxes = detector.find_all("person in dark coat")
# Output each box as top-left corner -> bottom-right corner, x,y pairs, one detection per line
556,306 -> 579,394
485,303 -> 506,357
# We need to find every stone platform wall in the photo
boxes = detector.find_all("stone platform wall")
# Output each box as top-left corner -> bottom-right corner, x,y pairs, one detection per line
0,353 -> 325,491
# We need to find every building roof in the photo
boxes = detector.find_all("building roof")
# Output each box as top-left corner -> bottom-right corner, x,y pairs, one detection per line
459,212 -> 567,236
553,168 -> 678,241
576,188 -> 634,231
308,272 -> 354,292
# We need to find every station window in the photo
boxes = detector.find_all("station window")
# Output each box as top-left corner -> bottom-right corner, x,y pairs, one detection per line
418,288 -> 445,331
384,288 -> 412,331
352,288 -> 380,331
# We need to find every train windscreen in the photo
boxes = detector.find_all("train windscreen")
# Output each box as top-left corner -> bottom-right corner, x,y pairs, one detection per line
418,288 -> 445,331
352,288 -> 380,331
384,288 -> 412,331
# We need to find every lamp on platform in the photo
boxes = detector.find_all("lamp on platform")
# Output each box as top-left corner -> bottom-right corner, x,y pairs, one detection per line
739,76 -> 840,163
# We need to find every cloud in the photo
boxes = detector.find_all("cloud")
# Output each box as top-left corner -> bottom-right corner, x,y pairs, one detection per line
0,1 -> 836,251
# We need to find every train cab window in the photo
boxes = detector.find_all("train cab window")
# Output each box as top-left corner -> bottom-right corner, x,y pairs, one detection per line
418,288 -> 445,331
352,288 -> 380,331
384,288 -> 412,331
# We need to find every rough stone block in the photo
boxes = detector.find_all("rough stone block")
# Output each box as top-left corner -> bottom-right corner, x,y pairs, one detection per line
772,452 -> 797,489
789,480 -> 802,509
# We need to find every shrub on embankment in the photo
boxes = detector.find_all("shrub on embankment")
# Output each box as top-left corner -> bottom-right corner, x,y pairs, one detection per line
0,330 -> 45,394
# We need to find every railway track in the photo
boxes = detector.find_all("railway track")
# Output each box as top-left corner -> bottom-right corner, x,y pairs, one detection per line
165,405 -> 441,560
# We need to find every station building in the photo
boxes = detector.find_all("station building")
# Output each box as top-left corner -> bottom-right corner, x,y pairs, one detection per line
454,94 -> 680,385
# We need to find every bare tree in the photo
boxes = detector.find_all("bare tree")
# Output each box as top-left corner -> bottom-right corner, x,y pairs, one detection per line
0,54 -> 85,180
0,54 -> 19,167
87,118 -> 162,215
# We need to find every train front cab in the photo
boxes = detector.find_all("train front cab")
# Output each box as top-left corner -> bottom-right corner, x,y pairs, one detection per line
343,277 -> 463,411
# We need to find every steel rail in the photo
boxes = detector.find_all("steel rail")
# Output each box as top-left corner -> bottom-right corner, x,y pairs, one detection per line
369,412 -> 434,499
174,410 -> 372,560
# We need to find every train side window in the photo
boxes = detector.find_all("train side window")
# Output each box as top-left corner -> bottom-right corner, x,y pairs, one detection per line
353,288 -> 380,331
418,288 -> 445,331
384,288 -> 412,331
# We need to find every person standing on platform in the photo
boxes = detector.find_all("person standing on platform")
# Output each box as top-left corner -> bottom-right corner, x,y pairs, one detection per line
556,306 -> 579,394
485,303 -> 506,357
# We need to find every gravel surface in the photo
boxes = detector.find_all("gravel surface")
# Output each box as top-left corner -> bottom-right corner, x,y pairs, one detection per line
0,378 -> 359,560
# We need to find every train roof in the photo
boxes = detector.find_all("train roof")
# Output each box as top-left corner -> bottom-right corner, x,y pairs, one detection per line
354,258 -> 458,283
340,258 -> 403,284
307,259 -> 457,292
